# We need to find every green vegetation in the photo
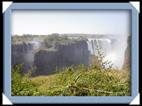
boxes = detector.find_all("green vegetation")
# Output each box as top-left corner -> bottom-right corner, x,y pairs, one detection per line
12,62 -> 130,96
43,33 -> 87,49
12,34 -> 46,44
12,64 -> 40,96
12,33 -> 87,44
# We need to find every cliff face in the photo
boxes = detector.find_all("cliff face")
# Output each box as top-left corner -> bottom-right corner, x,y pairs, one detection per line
12,43 -> 34,73
33,50 -> 58,75
12,40 -> 90,76
33,40 -> 90,76
122,36 -> 131,70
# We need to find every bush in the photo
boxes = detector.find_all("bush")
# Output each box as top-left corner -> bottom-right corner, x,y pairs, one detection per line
91,41 -> 113,71
12,64 -> 40,96
12,63 -> 130,96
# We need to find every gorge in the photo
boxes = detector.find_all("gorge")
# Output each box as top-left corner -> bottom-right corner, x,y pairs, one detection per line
12,34 -> 129,76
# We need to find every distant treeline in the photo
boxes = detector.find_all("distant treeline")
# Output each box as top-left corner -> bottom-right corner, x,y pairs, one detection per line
12,33 -> 110,44
12,33 -> 87,44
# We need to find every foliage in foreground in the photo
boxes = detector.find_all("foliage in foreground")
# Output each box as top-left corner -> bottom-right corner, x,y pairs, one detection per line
11,64 -> 40,96
12,64 -> 130,96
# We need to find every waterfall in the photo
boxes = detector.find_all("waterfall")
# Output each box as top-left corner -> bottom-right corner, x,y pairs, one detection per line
24,40 -> 42,70
87,38 -> 120,68
87,38 -> 111,56
87,37 -> 125,69
28,39 -> 42,60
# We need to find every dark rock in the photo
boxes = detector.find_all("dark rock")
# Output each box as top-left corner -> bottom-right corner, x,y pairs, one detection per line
33,40 -> 90,76
122,36 -> 131,70
12,43 -> 34,73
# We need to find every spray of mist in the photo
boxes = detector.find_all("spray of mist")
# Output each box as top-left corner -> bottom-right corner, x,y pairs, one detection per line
103,35 -> 128,69
25,38 -> 42,66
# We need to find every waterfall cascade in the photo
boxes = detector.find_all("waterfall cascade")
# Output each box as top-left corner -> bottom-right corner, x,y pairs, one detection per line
87,38 -> 112,56
86,38 -> 124,69
87,38 -> 119,68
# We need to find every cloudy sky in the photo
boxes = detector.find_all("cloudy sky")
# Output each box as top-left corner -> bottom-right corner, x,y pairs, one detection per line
11,10 -> 130,37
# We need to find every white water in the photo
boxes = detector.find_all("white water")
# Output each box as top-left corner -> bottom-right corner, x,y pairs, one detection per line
87,38 -> 111,55
24,39 -> 42,66
87,37 -> 126,69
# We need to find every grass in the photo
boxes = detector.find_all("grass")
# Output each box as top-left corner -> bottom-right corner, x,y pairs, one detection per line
12,64 -> 130,96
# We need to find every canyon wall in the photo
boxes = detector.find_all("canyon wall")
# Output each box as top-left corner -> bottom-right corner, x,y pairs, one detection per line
122,36 -> 131,70
12,40 -> 90,76
33,40 -> 90,75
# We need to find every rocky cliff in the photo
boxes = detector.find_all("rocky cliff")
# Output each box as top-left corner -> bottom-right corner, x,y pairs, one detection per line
12,42 -> 34,73
12,39 -> 90,76
122,36 -> 131,70
33,40 -> 90,76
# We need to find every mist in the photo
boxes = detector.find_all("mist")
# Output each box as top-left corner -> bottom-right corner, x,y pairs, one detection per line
104,34 -> 128,69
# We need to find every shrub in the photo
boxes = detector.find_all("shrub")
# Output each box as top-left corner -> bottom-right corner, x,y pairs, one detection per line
91,40 -> 113,71
12,64 -> 40,96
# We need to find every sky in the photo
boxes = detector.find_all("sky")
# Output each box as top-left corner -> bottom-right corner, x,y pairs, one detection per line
11,10 -> 131,69
11,10 -> 130,37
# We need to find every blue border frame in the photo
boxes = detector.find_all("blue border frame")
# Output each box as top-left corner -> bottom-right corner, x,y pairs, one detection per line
4,3 -> 139,104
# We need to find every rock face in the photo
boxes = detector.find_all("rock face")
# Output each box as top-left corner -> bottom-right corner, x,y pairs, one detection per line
12,40 -> 90,76
12,42 -> 34,73
122,36 -> 131,70
33,40 -> 90,75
